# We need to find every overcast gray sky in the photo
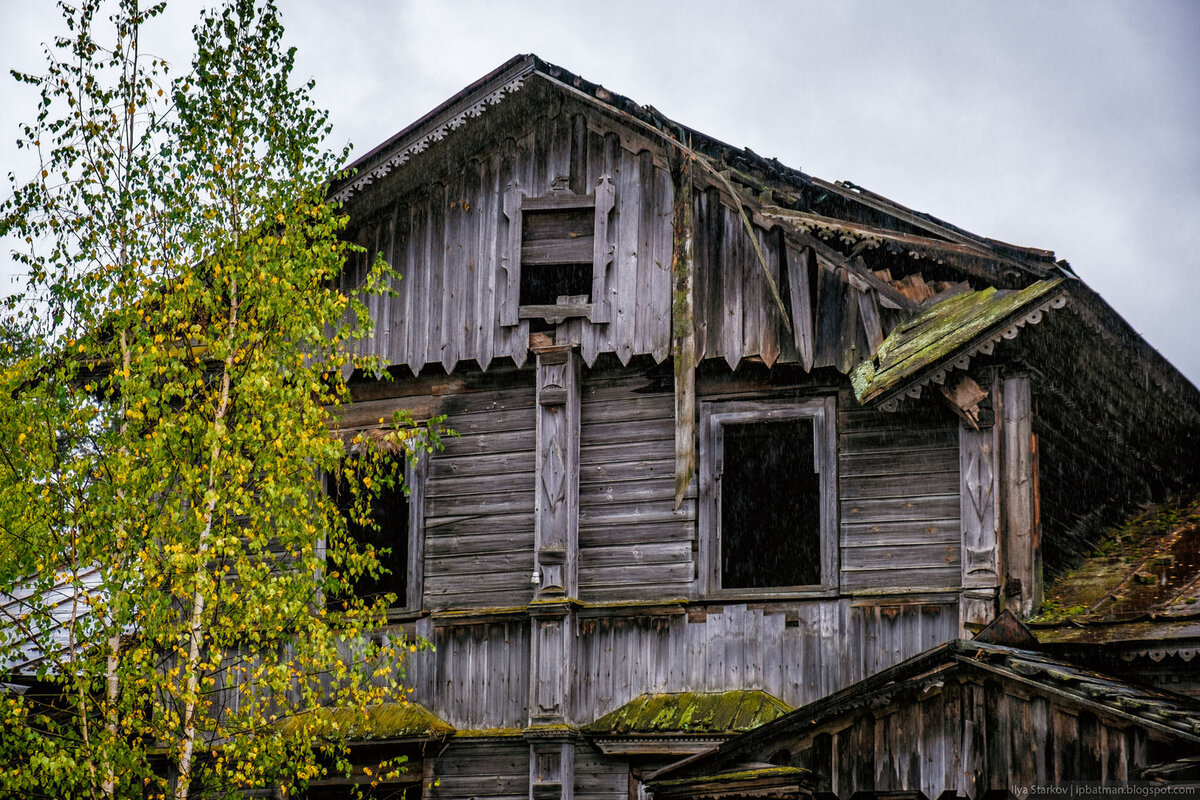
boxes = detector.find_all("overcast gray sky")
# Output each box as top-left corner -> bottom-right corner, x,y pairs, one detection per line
3,1 -> 1198,385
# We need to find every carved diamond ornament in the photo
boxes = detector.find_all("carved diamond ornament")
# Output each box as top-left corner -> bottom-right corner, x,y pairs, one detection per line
542,441 -> 566,513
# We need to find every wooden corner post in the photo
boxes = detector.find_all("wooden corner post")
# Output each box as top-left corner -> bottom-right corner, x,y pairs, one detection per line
1000,373 -> 1042,618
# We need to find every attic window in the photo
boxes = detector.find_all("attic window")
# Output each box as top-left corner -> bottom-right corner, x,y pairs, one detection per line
699,398 -> 838,595
500,175 -> 614,327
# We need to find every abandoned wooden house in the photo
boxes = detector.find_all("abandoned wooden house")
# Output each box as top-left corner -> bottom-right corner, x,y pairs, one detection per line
318,54 -> 1200,797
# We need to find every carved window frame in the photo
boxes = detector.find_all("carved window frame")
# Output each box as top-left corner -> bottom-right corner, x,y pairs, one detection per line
698,396 -> 839,598
324,454 -> 425,617
499,174 -> 615,327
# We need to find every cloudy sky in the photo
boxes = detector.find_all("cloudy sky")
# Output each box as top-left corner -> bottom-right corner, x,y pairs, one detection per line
3,1 -> 1198,385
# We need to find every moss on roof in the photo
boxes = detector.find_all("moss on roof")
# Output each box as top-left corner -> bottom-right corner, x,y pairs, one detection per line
279,702 -> 453,741
582,690 -> 791,736
1032,486 -> 1200,631
851,278 -> 1063,404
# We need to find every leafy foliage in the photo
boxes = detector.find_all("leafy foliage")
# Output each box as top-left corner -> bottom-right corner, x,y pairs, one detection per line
0,1 -> 441,797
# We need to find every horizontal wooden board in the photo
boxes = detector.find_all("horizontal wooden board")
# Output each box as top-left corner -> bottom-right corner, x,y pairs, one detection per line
579,499 -> 696,527
840,519 -> 960,547
428,450 -> 536,479
426,530 -> 535,558
840,447 -> 959,478
426,489 -> 536,517
580,418 -> 673,446
578,541 -> 692,568
580,476 -> 694,505
427,470 -> 536,499
840,494 -> 959,524
840,471 -> 959,501
580,457 -> 676,485
580,438 -> 675,467
840,426 -> 957,454
578,519 -> 694,547
841,542 -> 960,570
438,428 -> 536,456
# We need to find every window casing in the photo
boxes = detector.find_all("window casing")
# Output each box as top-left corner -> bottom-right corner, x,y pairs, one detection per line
326,455 -> 424,615
698,397 -> 838,596
500,174 -> 615,328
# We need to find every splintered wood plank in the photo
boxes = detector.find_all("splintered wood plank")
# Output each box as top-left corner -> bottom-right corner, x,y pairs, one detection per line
613,147 -> 639,364
858,287 -> 884,353
635,149 -> 657,358
813,260 -> 845,369
721,207 -> 744,368
759,230 -> 782,367
569,113 -> 588,195
741,222 -> 765,364
439,174 -> 463,373
476,152 -> 500,370
784,243 -> 815,370
650,165 -> 673,362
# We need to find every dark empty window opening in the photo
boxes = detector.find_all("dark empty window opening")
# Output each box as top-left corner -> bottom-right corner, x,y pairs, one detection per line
330,463 -> 409,609
720,419 -> 821,589
520,263 -> 593,306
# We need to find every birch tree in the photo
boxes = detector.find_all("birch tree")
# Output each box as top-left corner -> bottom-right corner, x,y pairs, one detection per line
0,1 -> 436,797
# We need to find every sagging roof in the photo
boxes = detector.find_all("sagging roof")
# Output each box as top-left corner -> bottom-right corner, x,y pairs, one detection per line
851,277 -> 1067,408
583,690 -> 792,737
1033,486 -> 1200,647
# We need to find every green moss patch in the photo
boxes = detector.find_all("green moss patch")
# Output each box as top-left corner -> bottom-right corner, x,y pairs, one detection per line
583,690 -> 791,735
1033,486 -> 1200,626
279,702 -> 454,741
852,278 -> 1063,404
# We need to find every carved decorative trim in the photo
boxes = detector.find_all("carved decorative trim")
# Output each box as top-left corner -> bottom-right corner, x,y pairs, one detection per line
333,74 -> 529,203
879,292 -> 1068,413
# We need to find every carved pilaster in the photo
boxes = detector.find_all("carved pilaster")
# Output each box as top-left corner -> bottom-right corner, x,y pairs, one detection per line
533,346 -> 579,598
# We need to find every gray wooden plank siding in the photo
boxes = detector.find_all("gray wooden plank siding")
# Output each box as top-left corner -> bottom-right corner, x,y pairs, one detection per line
575,745 -> 629,800
424,384 -> 538,609
571,598 -> 958,724
578,369 -> 696,601
399,617 -> 529,730
341,103 -> 889,378
428,739 -> 529,800
838,395 -> 962,590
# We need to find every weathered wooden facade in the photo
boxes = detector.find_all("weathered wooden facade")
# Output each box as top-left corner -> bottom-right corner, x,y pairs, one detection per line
319,55 -> 1200,797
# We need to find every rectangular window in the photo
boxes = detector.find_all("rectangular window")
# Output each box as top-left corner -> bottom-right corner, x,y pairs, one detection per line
327,456 -> 424,613
699,397 -> 837,595
500,174 -> 615,327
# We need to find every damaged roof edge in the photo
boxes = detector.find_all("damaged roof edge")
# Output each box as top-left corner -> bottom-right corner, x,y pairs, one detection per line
330,54 -> 1058,273
851,277 -> 1068,408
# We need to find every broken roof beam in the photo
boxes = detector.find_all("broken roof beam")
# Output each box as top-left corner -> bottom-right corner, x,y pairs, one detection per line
786,230 -> 921,313
810,176 -> 1053,280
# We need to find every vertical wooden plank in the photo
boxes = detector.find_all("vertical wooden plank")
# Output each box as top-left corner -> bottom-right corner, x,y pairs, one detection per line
858,287 -> 884,353
759,231 -> 782,367
437,176 -> 461,373
961,388 -> 1002,600
650,166 -> 673,363
741,225 -> 765,364
476,152 -> 500,370
590,173 -> 615,327
1002,373 -> 1041,617
634,150 -> 657,357
568,113 -> 588,195
813,259 -> 845,369
784,244 -> 815,371
613,148 -> 639,365
720,207 -> 744,369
